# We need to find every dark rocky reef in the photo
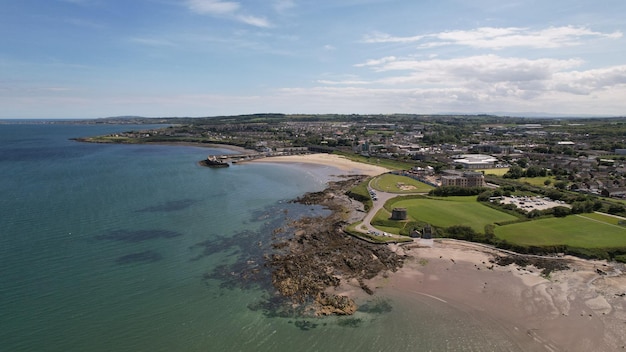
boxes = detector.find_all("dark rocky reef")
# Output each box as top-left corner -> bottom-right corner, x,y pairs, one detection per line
267,176 -> 406,316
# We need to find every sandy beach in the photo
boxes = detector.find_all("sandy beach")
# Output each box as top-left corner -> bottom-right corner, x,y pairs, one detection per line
353,240 -> 626,351
250,153 -> 390,177
253,153 -> 626,351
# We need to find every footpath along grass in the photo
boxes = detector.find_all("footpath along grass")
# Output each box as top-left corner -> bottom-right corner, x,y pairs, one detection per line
495,214 -> 626,248
370,174 -> 434,193
374,196 -> 518,233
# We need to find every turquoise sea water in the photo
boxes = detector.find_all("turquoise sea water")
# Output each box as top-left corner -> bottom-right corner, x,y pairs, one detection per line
1,124 -> 522,351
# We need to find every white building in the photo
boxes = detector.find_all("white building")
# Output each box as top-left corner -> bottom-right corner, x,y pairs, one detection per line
451,154 -> 497,169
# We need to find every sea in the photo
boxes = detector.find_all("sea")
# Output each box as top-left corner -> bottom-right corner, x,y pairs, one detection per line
0,123 -> 522,351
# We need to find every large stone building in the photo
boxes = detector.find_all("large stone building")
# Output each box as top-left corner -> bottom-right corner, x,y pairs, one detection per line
440,170 -> 485,188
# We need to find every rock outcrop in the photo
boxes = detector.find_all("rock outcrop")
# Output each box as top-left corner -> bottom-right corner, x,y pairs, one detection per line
267,176 -> 406,316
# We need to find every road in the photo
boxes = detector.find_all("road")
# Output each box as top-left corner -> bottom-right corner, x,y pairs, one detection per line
356,179 -> 427,239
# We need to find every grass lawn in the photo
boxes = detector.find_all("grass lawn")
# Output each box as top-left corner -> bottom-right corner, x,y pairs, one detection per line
579,212 -> 626,225
333,151 -> 414,170
494,215 -> 626,248
519,176 -> 554,186
370,174 -> 434,193
478,168 -> 509,176
374,196 -> 518,233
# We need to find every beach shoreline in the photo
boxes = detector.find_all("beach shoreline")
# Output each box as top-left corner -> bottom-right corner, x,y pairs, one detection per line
326,239 -> 626,351
251,152 -> 626,351
248,153 -> 391,177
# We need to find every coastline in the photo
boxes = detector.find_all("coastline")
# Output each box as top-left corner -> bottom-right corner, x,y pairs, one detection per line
252,153 -> 626,351
149,142 -> 257,154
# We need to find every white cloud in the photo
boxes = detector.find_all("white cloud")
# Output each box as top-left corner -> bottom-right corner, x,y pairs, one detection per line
185,0 -> 271,27
363,26 -> 623,49
357,55 -> 582,84
316,79 -> 369,85
362,31 -> 424,43
551,65 -> 626,95
272,80 -> 626,116
236,15 -> 271,28
344,24 -> 625,114
313,55 -> 626,111
354,56 -> 396,68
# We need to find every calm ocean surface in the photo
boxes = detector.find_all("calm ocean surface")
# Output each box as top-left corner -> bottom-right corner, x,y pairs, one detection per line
0,123 -> 520,351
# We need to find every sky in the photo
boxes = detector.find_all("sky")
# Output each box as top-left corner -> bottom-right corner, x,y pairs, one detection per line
1,0 -> 626,119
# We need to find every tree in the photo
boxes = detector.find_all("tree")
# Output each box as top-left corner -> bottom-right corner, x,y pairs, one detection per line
525,165 -> 542,178
504,165 -> 524,179
544,179 -> 552,186
554,181 -> 568,190
477,190 -> 493,202
608,204 -> 625,215
553,206 -> 570,217
571,200 -> 594,214
593,200 -> 603,211
446,225 -> 477,241
547,189 -> 564,200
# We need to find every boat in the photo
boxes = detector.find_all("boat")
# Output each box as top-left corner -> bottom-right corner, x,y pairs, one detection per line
199,156 -> 229,168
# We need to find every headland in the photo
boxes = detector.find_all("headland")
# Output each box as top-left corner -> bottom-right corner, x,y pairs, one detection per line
258,153 -> 626,351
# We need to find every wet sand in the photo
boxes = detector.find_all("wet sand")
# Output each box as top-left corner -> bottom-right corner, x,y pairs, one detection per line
364,240 -> 626,351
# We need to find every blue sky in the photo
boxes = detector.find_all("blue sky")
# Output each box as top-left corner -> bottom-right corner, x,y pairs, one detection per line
1,0 -> 625,118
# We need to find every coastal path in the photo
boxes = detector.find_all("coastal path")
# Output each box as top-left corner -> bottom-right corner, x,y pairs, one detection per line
356,177 -> 428,240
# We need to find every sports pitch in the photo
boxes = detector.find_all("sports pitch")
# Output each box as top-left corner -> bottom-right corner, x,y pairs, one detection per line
379,196 -> 518,232
495,213 -> 626,248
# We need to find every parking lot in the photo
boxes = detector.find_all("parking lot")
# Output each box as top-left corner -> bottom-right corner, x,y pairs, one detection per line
499,196 -> 570,211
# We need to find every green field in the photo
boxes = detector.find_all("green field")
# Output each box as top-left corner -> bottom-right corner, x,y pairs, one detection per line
495,214 -> 626,248
333,151 -> 414,170
519,176 -> 555,186
370,174 -> 434,193
580,212 -> 625,225
374,196 -> 518,233
478,168 -> 509,176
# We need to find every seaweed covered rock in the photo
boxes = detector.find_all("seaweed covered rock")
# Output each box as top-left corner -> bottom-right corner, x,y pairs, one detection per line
315,293 -> 358,315
267,175 -> 406,316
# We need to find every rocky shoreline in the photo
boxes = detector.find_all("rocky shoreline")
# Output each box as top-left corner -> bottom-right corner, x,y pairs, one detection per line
262,174 -> 589,318
266,175 -> 406,316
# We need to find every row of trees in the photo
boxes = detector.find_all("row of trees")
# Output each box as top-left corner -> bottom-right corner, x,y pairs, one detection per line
503,165 -> 548,179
